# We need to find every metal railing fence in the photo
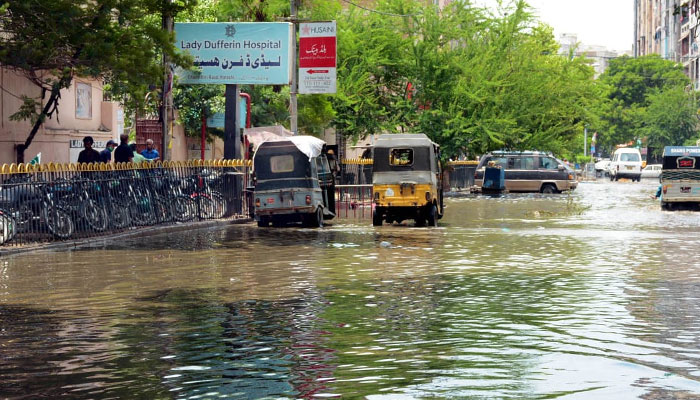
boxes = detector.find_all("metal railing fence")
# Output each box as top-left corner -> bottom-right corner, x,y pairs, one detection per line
0,160 -> 249,247
340,158 -> 478,191
335,185 -> 373,219
340,158 -> 373,185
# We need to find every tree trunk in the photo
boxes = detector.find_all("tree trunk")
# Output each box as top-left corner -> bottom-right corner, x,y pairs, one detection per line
15,88 -> 62,163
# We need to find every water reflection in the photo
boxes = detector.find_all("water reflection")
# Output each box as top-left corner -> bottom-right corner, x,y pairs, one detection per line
2,181 -> 700,398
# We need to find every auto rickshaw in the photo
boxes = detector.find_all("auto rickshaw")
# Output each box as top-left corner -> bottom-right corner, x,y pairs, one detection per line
659,146 -> 700,210
253,136 -> 335,227
372,133 -> 444,227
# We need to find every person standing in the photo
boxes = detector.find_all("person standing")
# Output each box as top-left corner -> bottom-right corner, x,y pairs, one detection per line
130,143 -> 147,163
100,139 -> 117,163
114,134 -> 134,163
140,139 -> 160,161
77,136 -> 101,164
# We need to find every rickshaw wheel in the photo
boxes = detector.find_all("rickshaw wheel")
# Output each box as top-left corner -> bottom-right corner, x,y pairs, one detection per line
427,205 -> 438,227
313,207 -> 324,228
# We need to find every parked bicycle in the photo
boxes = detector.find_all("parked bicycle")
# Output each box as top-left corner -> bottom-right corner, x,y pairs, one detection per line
0,209 -> 17,245
0,174 -> 74,239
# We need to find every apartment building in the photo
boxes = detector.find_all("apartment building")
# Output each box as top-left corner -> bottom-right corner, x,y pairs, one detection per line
635,0 -> 700,89
558,34 -> 626,77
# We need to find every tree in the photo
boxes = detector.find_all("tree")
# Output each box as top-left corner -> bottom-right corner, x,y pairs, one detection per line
0,0 -> 194,162
642,87 -> 699,154
173,85 -> 225,138
325,0 -> 598,158
596,55 -> 690,152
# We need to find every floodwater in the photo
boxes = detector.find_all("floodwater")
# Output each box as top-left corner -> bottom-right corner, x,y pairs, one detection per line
3,180 -> 700,399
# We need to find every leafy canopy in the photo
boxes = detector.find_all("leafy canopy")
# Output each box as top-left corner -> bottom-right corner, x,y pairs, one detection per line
0,0 -> 195,160
595,55 -> 695,153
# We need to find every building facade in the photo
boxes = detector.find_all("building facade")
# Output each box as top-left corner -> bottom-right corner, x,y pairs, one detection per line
635,0 -> 700,89
0,68 -> 124,164
558,34 -> 626,77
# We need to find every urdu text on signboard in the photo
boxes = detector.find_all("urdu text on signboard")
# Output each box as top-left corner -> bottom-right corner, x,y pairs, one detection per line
175,22 -> 293,85
299,21 -> 337,94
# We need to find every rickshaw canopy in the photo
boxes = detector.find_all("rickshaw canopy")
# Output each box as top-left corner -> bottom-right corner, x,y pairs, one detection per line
662,146 -> 700,170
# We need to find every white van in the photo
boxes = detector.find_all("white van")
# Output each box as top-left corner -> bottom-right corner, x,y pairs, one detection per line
608,147 -> 643,182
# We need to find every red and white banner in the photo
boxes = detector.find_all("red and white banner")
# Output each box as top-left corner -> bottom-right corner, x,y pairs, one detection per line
299,21 -> 336,94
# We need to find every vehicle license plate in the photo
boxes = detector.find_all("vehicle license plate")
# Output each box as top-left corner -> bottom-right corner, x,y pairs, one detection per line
681,187 -> 691,193
626,166 -> 634,170
267,198 -> 275,204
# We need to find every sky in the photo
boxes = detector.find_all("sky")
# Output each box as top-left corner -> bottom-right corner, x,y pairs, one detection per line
475,0 -> 634,53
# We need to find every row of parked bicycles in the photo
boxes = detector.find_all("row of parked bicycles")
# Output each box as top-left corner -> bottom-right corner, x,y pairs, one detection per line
0,168 -> 234,246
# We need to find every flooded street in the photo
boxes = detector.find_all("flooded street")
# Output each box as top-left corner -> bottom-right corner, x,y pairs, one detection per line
4,180 -> 700,399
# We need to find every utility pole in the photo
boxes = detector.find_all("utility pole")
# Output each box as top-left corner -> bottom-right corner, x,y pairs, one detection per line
290,0 -> 298,135
162,0 -> 173,160
584,125 -> 588,158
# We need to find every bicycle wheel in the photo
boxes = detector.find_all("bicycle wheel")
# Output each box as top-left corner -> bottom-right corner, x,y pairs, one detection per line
0,213 -> 15,245
44,207 -> 75,239
111,204 -> 131,229
194,195 -> 216,219
154,196 -> 174,223
209,191 -> 227,218
174,196 -> 196,222
84,200 -> 109,232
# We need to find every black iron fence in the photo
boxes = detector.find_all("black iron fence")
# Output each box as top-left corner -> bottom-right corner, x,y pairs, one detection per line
340,158 -> 478,191
340,159 -> 373,185
335,185 -> 373,219
0,160 -> 249,247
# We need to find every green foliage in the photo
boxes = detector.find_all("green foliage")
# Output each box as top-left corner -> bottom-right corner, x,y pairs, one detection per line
247,85 -> 290,127
320,0 -> 599,158
173,84 -> 225,138
0,0 -> 195,159
299,94 -> 336,136
9,96 -> 43,125
642,87 -> 699,154
596,55 -> 692,152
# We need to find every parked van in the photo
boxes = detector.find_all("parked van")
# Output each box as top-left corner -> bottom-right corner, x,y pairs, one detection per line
473,151 -> 577,193
608,147 -> 642,182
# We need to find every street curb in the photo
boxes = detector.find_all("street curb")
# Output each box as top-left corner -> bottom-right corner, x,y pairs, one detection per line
0,217 -> 253,257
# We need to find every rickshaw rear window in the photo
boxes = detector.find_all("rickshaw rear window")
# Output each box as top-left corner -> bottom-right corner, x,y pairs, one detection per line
270,155 -> 295,173
390,149 -> 413,166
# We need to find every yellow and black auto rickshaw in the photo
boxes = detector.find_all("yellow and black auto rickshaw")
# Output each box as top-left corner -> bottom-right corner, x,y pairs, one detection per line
372,133 -> 444,227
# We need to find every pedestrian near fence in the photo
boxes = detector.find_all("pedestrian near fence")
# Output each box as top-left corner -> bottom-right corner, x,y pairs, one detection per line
100,140 -> 117,163
77,136 -> 101,164
141,139 -> 160,161
114,134 -> 134,163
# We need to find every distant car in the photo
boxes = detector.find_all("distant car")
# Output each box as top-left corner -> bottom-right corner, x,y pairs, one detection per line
641,164 -> 662,179
594,158 -> 610,172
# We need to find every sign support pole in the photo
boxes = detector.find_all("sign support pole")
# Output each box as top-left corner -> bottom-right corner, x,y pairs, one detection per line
224,84 -> 241,159
162,1 -> 173,160
290,0 -> 298,135
224,84 -> 242,214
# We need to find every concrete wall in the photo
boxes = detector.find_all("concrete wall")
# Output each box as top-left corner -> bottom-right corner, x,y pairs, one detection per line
169,119 -> 225,161
0,69 -> 122,164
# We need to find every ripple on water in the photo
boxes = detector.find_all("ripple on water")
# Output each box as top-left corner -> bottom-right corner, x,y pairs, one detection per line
2,182 -> 700,397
